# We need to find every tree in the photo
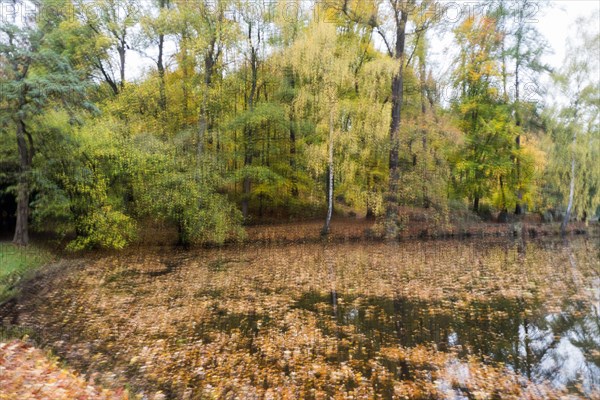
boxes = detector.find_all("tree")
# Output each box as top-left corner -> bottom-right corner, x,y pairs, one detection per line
272,2 -> 309,200
167,0 -> 237,156
288,19 -> 353,234
139,0 -> 172,114
75,0 -> 139,94
2,0 -> 595,248
32,112 -> 135,250
399,31 -> 453,221
129,133 -> 243,245
196,0 -> 234,160
0,0 -> 89,246
548,14 -> 600,234
230,0 -> 279,220
451,13 -> 515,213
498,0 -> 549,214
355,0 -> 434,237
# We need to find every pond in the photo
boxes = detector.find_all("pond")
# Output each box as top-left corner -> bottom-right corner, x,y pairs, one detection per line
9,237 -> 600,399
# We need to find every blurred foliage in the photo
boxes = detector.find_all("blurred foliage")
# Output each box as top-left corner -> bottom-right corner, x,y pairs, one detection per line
1,0 -> 598,249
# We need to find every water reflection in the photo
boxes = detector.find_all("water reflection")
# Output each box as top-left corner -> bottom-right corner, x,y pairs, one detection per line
9,236 -> 600,398
295,287 -> 599,395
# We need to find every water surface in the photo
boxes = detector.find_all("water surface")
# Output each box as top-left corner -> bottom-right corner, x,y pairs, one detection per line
12,237 -> 600,398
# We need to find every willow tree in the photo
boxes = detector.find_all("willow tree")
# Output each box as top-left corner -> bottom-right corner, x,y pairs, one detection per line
347,56 -> 394,218
334,26 -> 390,219
549,15 -> 600,234
272,1 -> 310,199
288,20 -> 353,234
0,0 -> 89,246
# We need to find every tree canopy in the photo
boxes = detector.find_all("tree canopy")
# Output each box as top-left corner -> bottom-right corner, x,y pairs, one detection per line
1,0 -> 598,248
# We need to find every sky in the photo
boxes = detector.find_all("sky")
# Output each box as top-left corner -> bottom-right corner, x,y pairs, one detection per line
536,1 -> 600,106
537,1 -> 600,69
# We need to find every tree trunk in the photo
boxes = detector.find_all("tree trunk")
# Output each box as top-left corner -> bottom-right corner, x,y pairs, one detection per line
420,56 -> 429,208
14,177 -> 30,246
473,196 -> 480,213
242,42 -> 259,220
322,107 -> 334,236
366,205 -> 375,219
13,120 -> 31,246
181,34 -> 189,122
514,105 -> 523,215
384,10 -> 408,238
157,0 -> 168,114
198,42 -> 217,159
118,43 -> 126,90
197,93 -> 208,158
288,70 -> 298,197
157,33 -> 167,112
366,172 -> 374,218
561,101 -> 580,236
98,61 -> 120,95
242,172 -> 251,219
289,119 -> 298,197
514,23 -> 524,215
561,153 -> 576,236
500,175 -> 507,210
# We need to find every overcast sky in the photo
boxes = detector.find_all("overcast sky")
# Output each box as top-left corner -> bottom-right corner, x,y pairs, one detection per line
538,1 -> 600,68
537,1 -> 600,107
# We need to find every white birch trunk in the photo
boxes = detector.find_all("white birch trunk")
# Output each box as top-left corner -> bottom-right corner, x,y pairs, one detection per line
561,130 -> 577,235
323,107 -> 334,236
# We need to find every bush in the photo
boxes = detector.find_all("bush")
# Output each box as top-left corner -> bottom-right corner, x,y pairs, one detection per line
130,135 -> 244,246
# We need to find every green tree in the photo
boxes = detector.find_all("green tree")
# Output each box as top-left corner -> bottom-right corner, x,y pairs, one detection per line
451,14 -> 516,213
129,133 -> 243,245
0,0 -> 90,246
498,0 -> 550,214
32,112 -> 135,250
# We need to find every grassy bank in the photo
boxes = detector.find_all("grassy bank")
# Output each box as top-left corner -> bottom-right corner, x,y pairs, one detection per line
0,243 -> 53,303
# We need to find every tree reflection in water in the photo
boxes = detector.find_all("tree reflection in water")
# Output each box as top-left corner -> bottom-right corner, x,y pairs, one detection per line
297,264 -> 599,396
11,236 -> 600,397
